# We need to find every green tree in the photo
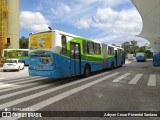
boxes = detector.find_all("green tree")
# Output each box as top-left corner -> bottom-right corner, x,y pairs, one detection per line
121,41 -> 139,54
138,46 -> 146,53
19,36 -> 29,49
122,41 -> 130,53
130,40 -> 139,54
146,50 -> 153,58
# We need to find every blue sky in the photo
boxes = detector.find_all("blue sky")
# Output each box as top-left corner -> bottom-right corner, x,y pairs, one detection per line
20,0 -> 149,46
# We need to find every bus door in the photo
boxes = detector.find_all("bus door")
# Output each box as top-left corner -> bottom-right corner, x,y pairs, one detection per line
115,50 -> 118,66
70,42 -> 81,75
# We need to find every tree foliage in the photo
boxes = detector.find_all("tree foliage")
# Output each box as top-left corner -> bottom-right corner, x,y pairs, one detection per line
121,40 -> 152,58
19,36 -> 29,49
122,40 -> 139,54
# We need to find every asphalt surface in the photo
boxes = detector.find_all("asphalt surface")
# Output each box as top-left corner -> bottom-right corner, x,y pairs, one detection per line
0,59 -> 159,120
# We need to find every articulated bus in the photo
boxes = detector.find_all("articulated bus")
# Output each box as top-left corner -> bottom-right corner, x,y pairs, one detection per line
2,49 -> 29,65
28,30 -> 125,78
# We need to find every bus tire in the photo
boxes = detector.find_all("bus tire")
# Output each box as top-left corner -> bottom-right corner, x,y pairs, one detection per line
83,65 -> 91,77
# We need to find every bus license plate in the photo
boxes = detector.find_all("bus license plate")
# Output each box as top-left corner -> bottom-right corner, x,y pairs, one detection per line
38,66 -> 43,69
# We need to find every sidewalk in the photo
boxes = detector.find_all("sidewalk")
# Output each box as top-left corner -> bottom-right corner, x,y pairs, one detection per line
0,67 -> 29,79
125,59 -> 132,64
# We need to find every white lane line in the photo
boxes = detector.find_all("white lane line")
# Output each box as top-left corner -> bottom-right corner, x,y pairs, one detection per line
128,74 -> 143,85
0,81 -> 58,100
0,83 -> 18,88
26,72 -> 119,111
3,77 -> 49,85
0,81 -> 45,92
0,78 -> 4,80
147,74 -> 156,86
112,73 -> 130,82
0,72 -> 110,93
0,77 -> 49,91
0,72 -> 117,110
0,76 -> 41,82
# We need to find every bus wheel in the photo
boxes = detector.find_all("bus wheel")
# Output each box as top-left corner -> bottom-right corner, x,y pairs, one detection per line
83,65 -> 91,77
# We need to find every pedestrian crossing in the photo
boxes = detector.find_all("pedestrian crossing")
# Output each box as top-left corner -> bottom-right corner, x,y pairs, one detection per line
147,74 -> 156,86
128,74 -> 143,85
111,73 -> 159,87
0,72 -> 159,119
0,72 -> 159,91
112,73 -> 131,82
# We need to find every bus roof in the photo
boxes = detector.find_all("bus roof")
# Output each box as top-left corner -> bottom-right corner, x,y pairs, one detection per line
29,29 -> 104,44
3,49 -> 28,51
29,29 -> 80,38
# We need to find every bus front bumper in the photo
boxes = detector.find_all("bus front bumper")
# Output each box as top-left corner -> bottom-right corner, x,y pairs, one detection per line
29,68 -> 60,78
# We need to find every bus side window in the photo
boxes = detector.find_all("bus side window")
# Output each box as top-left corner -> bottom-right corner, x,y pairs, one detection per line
94,43 -> 101,54
87,42 -> 94,54
108,46 -> 110,55
4,51 -> 8,57
61,35 -> 67,54
111,47 -> 114,55
83,40 -> 87,54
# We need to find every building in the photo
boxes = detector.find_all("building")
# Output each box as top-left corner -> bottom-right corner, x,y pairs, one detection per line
0,0 -> 19,58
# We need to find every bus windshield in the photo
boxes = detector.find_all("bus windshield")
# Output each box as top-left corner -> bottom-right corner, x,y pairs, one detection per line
136,53 -> 145,57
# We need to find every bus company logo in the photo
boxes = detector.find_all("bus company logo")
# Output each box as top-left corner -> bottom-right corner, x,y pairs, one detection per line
2,112 -> 11,117
1,108 -> 12,117
33,37 -> 36,40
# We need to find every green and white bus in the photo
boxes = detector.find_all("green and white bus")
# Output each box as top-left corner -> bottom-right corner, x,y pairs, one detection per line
2,49 -> 29,65
28,30 -> 125,78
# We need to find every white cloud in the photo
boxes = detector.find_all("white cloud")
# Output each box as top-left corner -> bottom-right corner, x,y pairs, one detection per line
93,34 -> 150,46
95,8 -> 118,22
74,0 -> 129,6
20,11 -> 50,32
76,17 -> 92,29
20,0 -> 148,46
74,0 -> 99,5
75,8 -> 142,36
50,4 -> 71,19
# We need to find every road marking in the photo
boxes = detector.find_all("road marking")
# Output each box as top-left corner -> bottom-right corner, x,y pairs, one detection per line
0,76 -> 41,82
0,72 -> 110,93
0,81 -> 45,92
2,77 -> 49,85
0,77 -> 49,91
24,72 -> 119,111
112,73 -> 130,82
0,78 -> 4,80
0,81 -> 59,100
128,74 -> 143,85
147,74 -> 156,86
0,83 -> 18,88
0,72 -> 117,111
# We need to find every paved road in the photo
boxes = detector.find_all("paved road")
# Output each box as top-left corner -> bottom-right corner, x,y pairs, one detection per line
0,59 -> 159,120
0,67 -> 29,79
